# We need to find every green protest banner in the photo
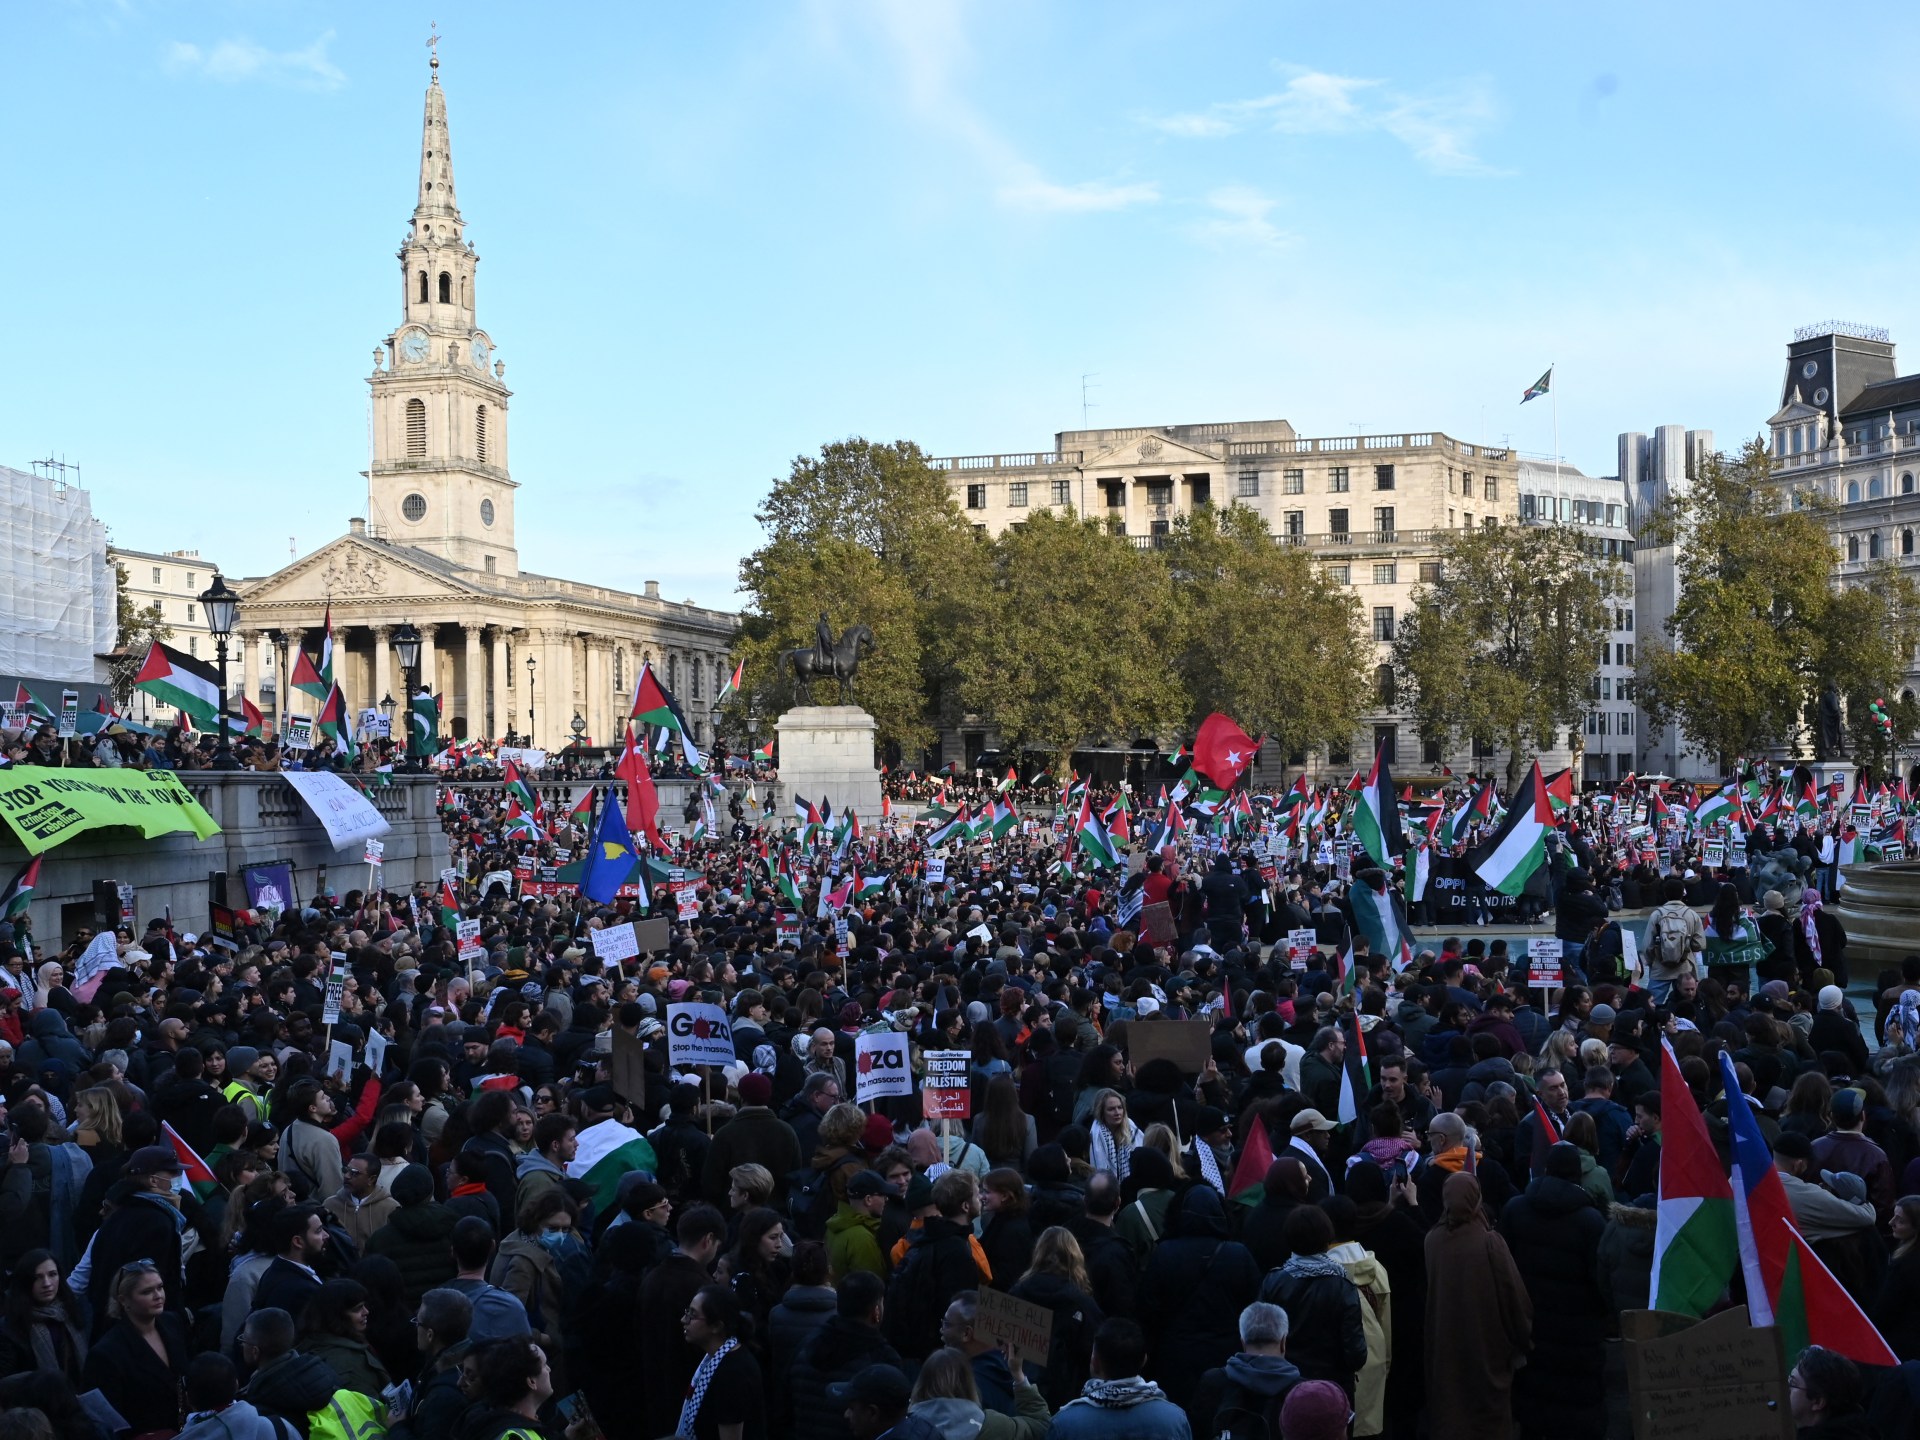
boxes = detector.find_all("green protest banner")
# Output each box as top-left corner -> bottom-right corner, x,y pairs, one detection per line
0,766 -> 221,855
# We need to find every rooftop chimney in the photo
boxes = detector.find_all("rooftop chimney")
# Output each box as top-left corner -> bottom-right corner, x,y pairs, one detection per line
349,517 -> 367,537
644,580 -> 660,599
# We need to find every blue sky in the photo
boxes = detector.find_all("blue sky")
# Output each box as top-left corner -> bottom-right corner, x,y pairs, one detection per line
7,2 -> 1920,609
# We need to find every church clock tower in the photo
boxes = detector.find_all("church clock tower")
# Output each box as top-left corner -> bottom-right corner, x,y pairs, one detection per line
368,49 -> 518,576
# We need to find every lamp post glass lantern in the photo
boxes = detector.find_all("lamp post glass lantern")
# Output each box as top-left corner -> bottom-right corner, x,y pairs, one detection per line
526,655 -> 536,747
198,574 -> 242,768
570,712 -> 586,750
390,624 -> 423,769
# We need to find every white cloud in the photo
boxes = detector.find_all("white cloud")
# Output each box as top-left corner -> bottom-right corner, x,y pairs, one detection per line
164,32 -> 346,91
1150,65 -> 1503,177
1189,185 -> 1292,249
999,177 -> 1161,214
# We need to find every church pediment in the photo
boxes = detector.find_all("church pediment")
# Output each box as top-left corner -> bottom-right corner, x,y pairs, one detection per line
237,534 -> 487,612
1081,432 -> 1223,470
1769,398 -> 1823,427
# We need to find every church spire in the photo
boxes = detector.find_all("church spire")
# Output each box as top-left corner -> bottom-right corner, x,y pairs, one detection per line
413,33 -> 461,243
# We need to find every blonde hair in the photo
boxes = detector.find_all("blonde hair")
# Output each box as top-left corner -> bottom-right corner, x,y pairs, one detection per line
910,1347 -> 981,1405
1022,1225 -> 1091,1293
1142,1123 -> 1187,1179
74,1088 -> 122,1148
728,1164 -> 774,1204
1087,1087 -> 1130,1133
818,1102 -> 868,1151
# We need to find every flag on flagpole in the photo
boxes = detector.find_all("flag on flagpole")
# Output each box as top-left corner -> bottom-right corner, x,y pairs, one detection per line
1649,1040 -> 1736,1316
1775,1219 -> 1899,1368
1192,713 -> 1258,789
1719,1049 -> 1795,1326
1471,763 -> 1553,896
162,1121 -> 219,1194
1521,367 -> 1552,404
1337,1011 -> 1370,1139
290,604 -> 336,701
1074,790 -> 1123,869
0,858 -> 40,924
717,658 -> 744,704
580,789 -> 639,905
1352,741 -> 1405,868
133,642 -> 223,727
1229,1118 -> 1277,1207
628,660 -> 701,769
615,724 -> 665,849
11,685 -> 53,721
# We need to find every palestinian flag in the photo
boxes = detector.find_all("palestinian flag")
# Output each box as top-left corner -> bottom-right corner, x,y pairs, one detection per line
241,696 -> 267,738
627,660 -> 700,768
795,795 -> 825,839
290,605 -> 335,701
0,858 -> 40,923
996,767 -> 1017,794
409,690 -> 441,757
1337,1012 -> 1370,1134
925,805 -> 971,848
565,1119 -> 659,1217
1693,785 -> 1735,830
1349,868 -> 1411,963
1074,790 -> 1123,869
1449,782 -> 1492,845
1104,793 -> 1132,843
1228,1117 -> 1277,1207
717,658 -> 744,704
10,685 -> 53,721
1775,1220 -> 1899,1368
1650,1040 -> 1736,1316
162,1121 -> 219,1198
988,800 -> 1019,840
1795,781 -> 1819,823
1279,775 -> 1311,815
567,788 -> 596,827
1351,742 -> 1405,869
772,852 -> 803,908
755,739 -> 774,761
317,682 -> 356,759
133,642 -> 223,727
503,759 -> 537,810
853,871 -> 889,899
438,878 -> 461,930
1543,768 -> 1574,817
1470,762 -> 1552,897
503,797 -> 544,842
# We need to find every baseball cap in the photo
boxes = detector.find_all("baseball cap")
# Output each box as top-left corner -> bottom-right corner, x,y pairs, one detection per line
126,1144 -> 185,1177
1822,1169 -> 1869,1205
828,1365 -> 912,1409
848,1170 -> 899,1200
1830,1087 -> 1864,1124
1290,1108 -> 1337,1133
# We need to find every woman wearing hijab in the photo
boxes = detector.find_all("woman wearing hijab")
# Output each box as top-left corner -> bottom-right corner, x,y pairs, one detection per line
1424,1172 -> 1532,1440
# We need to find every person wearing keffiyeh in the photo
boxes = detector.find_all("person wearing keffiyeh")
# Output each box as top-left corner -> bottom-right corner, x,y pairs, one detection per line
676,1283 -> 765,1440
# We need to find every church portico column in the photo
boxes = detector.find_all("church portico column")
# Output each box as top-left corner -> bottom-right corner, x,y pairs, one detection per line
464,625 -> 485,744
238,629 -> 259,710
419,625 -> 438,696
491,629 -> 508,740
371,625 -> 393,709
284,630 -> 308,718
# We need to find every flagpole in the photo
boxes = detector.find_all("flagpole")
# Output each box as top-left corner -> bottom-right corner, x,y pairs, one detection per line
1551,363 -> 1560,483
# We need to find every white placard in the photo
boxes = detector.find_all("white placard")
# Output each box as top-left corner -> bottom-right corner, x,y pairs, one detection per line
666,1002 -> 735,1067
363,1031 -> 389,1078
675,883 -> 700,920
591,923 -> 638,963
1286,928 -> 1318,971
325,1039 -> 353,1084
322,972 -> 346,1024
1527,937 -> 1564,989
456,918 -> 482,945
441,868 -> 463,889
283,770 -> 393,850
855,1030 -> 913,1103
284,715 -> 314,751
925,857 -> 947,885
1620,928 -> 1641,982
363,839 -> 385,866
497,747 -> 548,770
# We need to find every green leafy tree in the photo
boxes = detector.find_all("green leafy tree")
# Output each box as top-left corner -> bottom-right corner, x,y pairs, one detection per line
1819,562 -> 1920,775
1394,521 -> 1623,787
1637,439 -> 1838,768
1162,504 -> 1372,759
955,511 -> 1186,761
735,439 -> 980,755
107,561 -> 171,706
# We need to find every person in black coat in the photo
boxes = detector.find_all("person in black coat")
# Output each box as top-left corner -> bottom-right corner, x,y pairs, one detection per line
1139,1184 -> 1262,1424
787,1273 -> 904,1440
635,1207 -> 724,1440
1239,1156 -> 1311,1274
1501,1144 -> 1608,1440
86,1156 -> 189,1339
1200,857 -> 1249,946
1258,1205 -> 1367,1401
885,1179 -> 987,1360
252,1206 -> 330,1319
1873,1198 -> 1920,1363
978,1171 -> 1034,1292
1067,1174 -> 1136,1320
81,1264 -> 188,1437
1346,1161 -> 1430,1440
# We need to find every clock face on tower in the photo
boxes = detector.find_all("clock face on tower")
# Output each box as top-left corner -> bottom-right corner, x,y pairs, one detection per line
400,330 -> 430,364
470,338 -> 489,370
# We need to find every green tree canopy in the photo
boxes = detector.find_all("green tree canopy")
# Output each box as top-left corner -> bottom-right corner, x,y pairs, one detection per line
1163,504 -> 1372,759
954,511 -> 1186,761
1394,521 -> 1623,786
1637,439 -> 1839,767
1819,562 -> 1920,774
108,562 -> 171,706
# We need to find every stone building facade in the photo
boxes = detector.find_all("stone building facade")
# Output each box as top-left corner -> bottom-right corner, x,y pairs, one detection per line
930,420 -> 1519,776
229,54 -> 735,753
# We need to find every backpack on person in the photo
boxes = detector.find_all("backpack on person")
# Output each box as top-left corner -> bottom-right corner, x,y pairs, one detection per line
785,1152 -> 860,1240
1211,1379 -> 1294,1440
1652,905 -> 1694,974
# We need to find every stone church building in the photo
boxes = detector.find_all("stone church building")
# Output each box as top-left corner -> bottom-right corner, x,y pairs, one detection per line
235,52 -> 736,753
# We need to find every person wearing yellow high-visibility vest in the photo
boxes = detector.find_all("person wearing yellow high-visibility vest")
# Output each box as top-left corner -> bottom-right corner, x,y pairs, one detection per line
222,1045 -> 277,1123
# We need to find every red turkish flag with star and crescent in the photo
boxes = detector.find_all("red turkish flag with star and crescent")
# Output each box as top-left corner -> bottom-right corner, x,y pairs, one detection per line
1193,713 -> 1258,789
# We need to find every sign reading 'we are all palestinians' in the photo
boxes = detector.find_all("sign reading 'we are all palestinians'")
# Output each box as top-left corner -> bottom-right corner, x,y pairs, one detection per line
0,767 -> 221,855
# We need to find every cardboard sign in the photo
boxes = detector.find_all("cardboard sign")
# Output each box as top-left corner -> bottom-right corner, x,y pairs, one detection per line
855,1030 -> 913,1103
592,923 -> 639,963
456,919 -> 482,945
1287,927 -> 1319,971
1621,1305 -> 1791,1440
1703,841 -> 1726,870
1126,1018 -> 1215,1075
58,690 -> 78,739
631,916 -> 671,953
1526,937 -> 1563,989
322,971 -> 346,1024
285,715 -> 314,750
610,1026 -> 648,1102
363,838 -> 385,867
666,1002 -> 735,1067
1139,900 -> 1177,946
674,883 -> 701,921
363,1031 -> 389,1078
973,1286 -> 1054,1370
1620,928 -> 1641,981
922,1049 -> 972,1121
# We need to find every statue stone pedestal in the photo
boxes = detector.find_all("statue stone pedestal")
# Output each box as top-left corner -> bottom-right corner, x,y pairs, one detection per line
1814,760 -> 1860,803
775,706 -> 883,820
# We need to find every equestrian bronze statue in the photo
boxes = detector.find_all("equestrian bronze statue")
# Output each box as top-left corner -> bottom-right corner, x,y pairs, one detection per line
784,615 -> 875,705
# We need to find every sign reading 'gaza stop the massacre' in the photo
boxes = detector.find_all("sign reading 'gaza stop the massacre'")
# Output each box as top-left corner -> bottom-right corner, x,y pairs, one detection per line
855,1030 -> 913,1104
666,1002 -> 735,1067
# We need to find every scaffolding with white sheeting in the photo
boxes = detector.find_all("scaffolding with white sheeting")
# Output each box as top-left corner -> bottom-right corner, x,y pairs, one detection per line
0,463 -> 116,683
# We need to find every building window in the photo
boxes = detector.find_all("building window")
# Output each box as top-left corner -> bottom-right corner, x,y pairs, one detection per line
1418,560 -> 1442,583
1464,472 -> 1476,497
1871,476 -> 1885,499
1484,516 -> 1497,530
476,405 -> 488,462
1373,724 -> 1398,763
483,554 -> 495,573
1375,664 -> 1397,708
406,398 -> 427,457
1619,712 -> 1634,735
151,567 -> 161,584
1284,468 -> 1306,495
1327,563 -> 1350,584
1328,741 -> 1351,767
186,603 -> 196,623
1329,509 -> 1349,538
402,492 -> 428,522
1905,473 -> 1916,495
417,271 -> 428,303
966,484 -> 987,510
1374,506 -> 1395,537
1282,510 -> 1304,539
1904,529 -> 1915,556
1871,531 -> 1883,559
1623,609 -> 1634,631
614,650 -> 625,693
480,498 -> 495,527
1373,606 -> 1396,641
1008,482 -> 1028,509
691,660 -> 702,698
1422,736 -> 1443,765
1328,467 -> 1350,493
188,636 -> 197,656
1848,480 -> 1861,503
1375,464 -> 1395,491
1050,479 -> 1071,506
668,655 -> 678,691
1373,562 -> 1397,585
438,272 -> 452,304
1848,534 -> 1861,561
1240,470 -> 1263,497
186,573 -> 196,590
1485,476 -> 1499,501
